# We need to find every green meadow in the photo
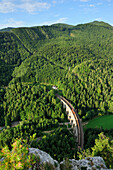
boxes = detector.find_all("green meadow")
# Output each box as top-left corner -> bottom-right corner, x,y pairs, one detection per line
84,115 -> 113,130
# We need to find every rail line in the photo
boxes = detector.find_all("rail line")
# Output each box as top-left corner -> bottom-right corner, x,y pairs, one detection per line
56,94 -> 84,149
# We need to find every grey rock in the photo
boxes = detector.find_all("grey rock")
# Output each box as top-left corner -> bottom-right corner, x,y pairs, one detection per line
60,156 -> 108,170
29,148 -> 60,170
0,157 -> 4,162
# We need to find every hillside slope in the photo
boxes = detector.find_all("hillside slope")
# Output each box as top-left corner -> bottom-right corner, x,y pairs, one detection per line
0,21 -> 113,119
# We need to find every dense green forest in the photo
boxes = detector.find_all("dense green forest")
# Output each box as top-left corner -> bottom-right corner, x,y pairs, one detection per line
3,83 -> 66,125
0,21 -> 113,166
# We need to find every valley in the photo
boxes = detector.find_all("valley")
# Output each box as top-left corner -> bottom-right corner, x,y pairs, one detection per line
0,21 -> 113,168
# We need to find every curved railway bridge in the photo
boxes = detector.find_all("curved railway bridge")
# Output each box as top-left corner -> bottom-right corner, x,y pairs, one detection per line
56,94 -> 84,150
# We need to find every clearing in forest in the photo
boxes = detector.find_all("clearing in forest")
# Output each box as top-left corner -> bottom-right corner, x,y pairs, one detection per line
84,115 -> 113,130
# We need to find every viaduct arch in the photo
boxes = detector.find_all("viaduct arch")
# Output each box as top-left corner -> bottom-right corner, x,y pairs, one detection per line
56,94 -> 84,150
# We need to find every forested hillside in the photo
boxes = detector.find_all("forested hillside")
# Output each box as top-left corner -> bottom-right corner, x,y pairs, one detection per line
10,21 -> 113,119
0,31 -> 30,87
0,21 -> 113,166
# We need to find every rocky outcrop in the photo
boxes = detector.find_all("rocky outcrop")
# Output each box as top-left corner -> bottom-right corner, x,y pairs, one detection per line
0,148 -> 110,169
29,148 -> 109,170
60,157 -> 108,170
29,148 -> 60,170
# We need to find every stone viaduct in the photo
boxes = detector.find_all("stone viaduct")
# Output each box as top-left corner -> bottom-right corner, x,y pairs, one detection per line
56,94 -> 84,150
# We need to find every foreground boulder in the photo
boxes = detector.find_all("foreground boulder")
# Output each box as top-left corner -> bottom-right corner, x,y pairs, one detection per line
29,148 -> 108,170
29,148 -> 60,170
60,156 -> 108,170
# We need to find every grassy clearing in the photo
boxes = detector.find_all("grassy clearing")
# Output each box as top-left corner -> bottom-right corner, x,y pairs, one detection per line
84,115 -> 113,130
